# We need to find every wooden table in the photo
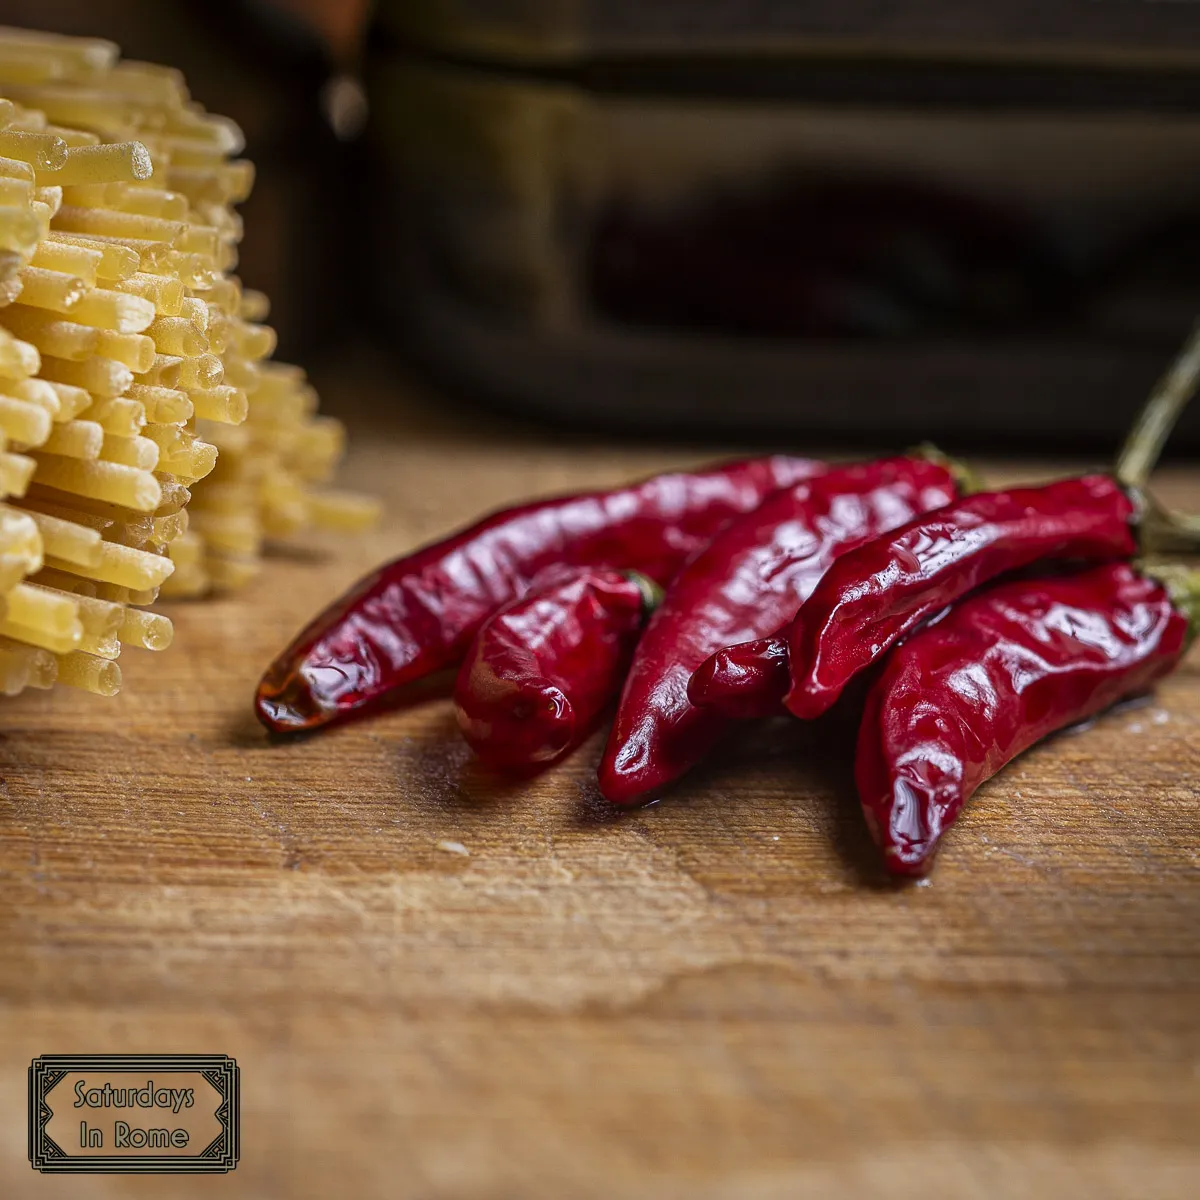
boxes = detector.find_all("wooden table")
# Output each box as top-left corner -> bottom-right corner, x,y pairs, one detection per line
1,362 -> 1198,1198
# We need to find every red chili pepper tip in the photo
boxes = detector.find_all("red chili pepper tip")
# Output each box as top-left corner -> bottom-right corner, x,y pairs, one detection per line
255,668 -> 336,732
456,678 -> 576,770
454,565 -> 659,773
600,455 -> 961,805
686,635 -> 790,720
860,786 -> 943,878
255,456 -> 823,735
786,474 -> 1139,722
855,562 -> 1189,876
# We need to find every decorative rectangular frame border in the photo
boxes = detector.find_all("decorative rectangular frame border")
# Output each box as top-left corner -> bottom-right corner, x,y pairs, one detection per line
29,1054 -> 239,1173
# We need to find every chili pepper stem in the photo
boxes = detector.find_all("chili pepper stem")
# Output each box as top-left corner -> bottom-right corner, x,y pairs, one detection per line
1115,320 -> 1200,490
909,443 -> 984,495
622,569 -> 665,615
1140,561 -> 1200,641
1155,508 -> 1200,547
1136,494 -> 1200,557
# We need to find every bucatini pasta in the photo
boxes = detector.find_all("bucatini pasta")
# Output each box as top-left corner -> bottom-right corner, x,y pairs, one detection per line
0,25 -> 378,699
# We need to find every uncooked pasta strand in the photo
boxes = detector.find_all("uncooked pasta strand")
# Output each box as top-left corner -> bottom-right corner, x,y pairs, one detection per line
118,605 -> 172,650
232,321 -> 276,360
0,176 -> 34,206
0,205 -> 40,255
93,329 -> 155,372
28,584 -> 122,637
0,650 -> 30,697
0,326 -> 41,377
0,503 -> 41,569
33,184 -> 62,215
166,251 -> 214,289
207,553 -> 258,591
0,453 -> 37,498
7,378 -> 61,418
42,381 -> 92,420
45,536 -> 174,588
148,314 -> 206,356
1,303 -> 99,359
0,636 -> 56,692
28,453 -> 161,510
102,182 -> 188,219
0,552 -> 30,593
5,581 -> 79,636
152,508 -> 188,543
0,155 -> 36,183
188,385 -> 246,424
21,507 -> 103,566
307,490 -> 384,533
182,353 -> 224,388
0,614 -> 81,654
55,650 -> 120,696
0,394 -> 52,444
44,231 -> 138,279
162,439 -> 217,483
99,434 -> 158,470
68,287 -> 155,333
179,296 -> 207,329
78,630 -> 120,659
112,272 -> 182,315
15,265 -> 85,312
42,124 -> 101,149
43,142 -> 152,186
140,422 -> 186,457
188,509 -> 259,555
0,127 -> 68,172
81,397 -> 145,436
40,419 -> 104,459
126,383 -> 191,423
51,204 -> 183,243
38,353 -> 133,397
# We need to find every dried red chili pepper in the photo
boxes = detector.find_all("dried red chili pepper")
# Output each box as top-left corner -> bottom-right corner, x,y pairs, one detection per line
687,633 -> 790,719
599,455 -> 962,806
857,561 -> 1197,876
255,456 -> 822,733
787,324 -> 1200,721
454,565 -> 661,773
785,474 -> 1139,719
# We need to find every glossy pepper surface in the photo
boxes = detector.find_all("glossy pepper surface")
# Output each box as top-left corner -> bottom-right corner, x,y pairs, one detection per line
256,456 -> 822,733
687,633 -> 790,719
454,565 -> 660,773
857,562 -> 1194,876
599,455 -> 961,805
786,475 -> 1138,721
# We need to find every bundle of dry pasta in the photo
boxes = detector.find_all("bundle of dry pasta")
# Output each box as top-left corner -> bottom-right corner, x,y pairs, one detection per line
0,25 -> 377,698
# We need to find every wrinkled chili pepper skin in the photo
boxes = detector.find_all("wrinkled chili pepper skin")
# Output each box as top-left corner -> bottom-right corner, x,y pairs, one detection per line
599,456 -> 960,805
786,475 -> 1139,721
256,457 -> 822,733
454,566 -> 655,773
687,634 -> 790,719
857,563 -> 1188,876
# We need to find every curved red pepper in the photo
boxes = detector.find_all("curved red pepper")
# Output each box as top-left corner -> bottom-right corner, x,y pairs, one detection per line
687,634 -> 790,719
786,475 -> 1139,721
599,455 -> 961,806
256,456 -> 821,733
857,562 -> 1191,876
454,566 -> 659,773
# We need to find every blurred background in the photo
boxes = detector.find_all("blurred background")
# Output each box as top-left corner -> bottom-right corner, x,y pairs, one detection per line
9,0 -> 1200,450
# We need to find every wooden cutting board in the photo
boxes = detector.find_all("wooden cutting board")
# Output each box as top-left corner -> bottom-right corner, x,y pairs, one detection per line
1,365 -> 1197,1198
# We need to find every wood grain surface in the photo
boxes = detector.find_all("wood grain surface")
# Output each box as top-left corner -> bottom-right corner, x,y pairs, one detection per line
1,361 -> 1198,1198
